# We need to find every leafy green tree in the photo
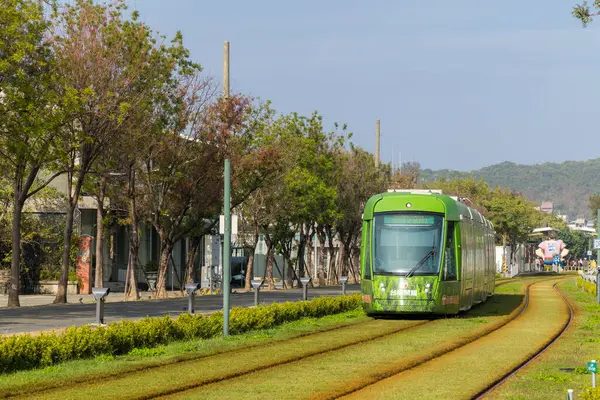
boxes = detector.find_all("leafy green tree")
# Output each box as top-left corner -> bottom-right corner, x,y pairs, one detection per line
50,0 -> 201,302
482,188 -> 539,262
278,113 -> 344,286
589,193 -> 600,221
557,229 -> 589,260
0,0 -> 68,307
334,146 -> 390,282
572,1 -> 600,26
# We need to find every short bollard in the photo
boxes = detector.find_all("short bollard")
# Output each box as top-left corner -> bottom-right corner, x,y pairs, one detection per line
92,288 -> 110,325
251,278 -> 264,306
567,389 -> 574,400
300,277 -> 311,301
339,276 -> 349,295
185,283 -> 200,314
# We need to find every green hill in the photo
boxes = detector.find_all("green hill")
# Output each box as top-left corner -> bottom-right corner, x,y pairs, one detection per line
419,159 -> 600,220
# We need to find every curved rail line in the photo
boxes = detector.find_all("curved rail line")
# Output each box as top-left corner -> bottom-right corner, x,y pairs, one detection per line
17,279 -> 531,399
331,282 -> 534,400
146,280 -> 534,399
138,320 -> 433,400
473,281 -> 574,399
335,277 -> 571,400
8,311 -> 390,399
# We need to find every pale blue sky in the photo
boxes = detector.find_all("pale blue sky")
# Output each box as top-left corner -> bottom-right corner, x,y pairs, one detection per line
126,0 -> 600,170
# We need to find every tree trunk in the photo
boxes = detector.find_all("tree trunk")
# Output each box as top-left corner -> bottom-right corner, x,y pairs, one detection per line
326,231 -> 337,285
286,257 -> 295,288
185,236 -> 201,284
305,236 -> 313,281
125,226 -> 140,299
156,238 -> 173,298
348,250 -> 359,283
337,245 -> 345,280
265,234 -> 274,290
317,231 -> 326,286
8,197 -> 23,307
55,167 -> 87,304
244,250 -> 255,291
124,170 -> 139,300
94,177 -> 105,288
54,202 -> 75,304
297,225 -> 306,278
244,228 -> 259,291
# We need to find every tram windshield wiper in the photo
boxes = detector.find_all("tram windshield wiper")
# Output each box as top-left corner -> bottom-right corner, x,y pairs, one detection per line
405,247 -> 436,278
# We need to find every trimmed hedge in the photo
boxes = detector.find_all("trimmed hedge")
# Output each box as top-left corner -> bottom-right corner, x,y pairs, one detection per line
0,294 -> 361,374
577,277 -> 597,295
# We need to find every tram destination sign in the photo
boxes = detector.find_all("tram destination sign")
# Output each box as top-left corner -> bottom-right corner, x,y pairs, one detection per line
384,215 -> 435,225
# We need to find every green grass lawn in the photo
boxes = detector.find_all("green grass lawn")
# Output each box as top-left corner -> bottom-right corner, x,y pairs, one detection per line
484,278 -> 600,400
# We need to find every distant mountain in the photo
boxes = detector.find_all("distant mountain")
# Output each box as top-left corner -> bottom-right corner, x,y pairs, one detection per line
419,159 -> 600,220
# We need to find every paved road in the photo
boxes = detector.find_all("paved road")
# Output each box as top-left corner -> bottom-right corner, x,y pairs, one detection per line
0,285 -> 360,335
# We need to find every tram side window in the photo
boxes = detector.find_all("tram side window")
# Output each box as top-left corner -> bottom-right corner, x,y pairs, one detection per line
444,222 -> 457,280
364,221 -> 372,280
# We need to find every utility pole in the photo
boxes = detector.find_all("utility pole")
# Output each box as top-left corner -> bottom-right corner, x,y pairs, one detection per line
374,120 -> 380,168
222,41 -> 231,336
223,41 -> 230,98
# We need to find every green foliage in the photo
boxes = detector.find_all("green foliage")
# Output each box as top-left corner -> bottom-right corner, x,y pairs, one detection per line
589,193 -> 600,222
572,0 -> 600,27
420,159 -> 600,219
558,229 -> 590,260
581,388 -> 600,400
576,277 -> 596,296
0,294 -> 361,373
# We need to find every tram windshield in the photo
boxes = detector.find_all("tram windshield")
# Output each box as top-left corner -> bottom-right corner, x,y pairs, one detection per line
373,212 -> 444,276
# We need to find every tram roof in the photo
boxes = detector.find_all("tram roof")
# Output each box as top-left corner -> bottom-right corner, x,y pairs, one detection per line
365,189 -> 492,229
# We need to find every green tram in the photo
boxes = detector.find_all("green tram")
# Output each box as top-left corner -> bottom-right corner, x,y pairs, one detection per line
360,189 -> 496,315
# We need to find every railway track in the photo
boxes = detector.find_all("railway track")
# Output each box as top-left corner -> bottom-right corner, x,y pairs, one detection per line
338,277 -> 573,400
18,276 -> 555,400
148,279 -> 538,399
21,318 -> 432,400
473,281 -> 574,399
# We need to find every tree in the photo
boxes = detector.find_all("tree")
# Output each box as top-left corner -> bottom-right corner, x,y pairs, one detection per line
390,162 -> 420,189
50,0 -> 201,302
557,229 -> 589,260
334,146 -> 390,282
0,0 -> 67,307
482,188 -> 539,263
572,1 -> 600,26
589,193 -> 600,220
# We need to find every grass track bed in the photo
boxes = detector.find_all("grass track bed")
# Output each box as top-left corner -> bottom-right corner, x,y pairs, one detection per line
22,317 -> 425,400
484,278 -> 600,400
157,281 -> 535,399
342,278 -> 571,400
7,276 -> 558,399
0,309 -> 371,398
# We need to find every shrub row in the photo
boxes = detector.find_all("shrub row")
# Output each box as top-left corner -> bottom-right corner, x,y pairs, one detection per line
0,294 -> 361,374
576,277 -> 597,295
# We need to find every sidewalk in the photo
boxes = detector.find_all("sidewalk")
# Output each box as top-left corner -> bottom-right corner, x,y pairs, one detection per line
0,285 -> 359,335
0,287 -> 259,308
